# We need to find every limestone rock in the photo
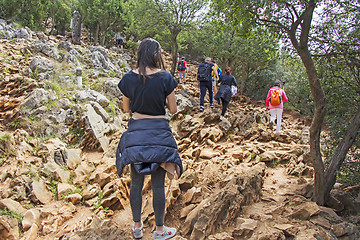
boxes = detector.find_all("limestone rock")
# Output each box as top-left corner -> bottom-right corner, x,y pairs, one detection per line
332,222 -> 356,237
200,127 -> 223,142
310,215 -> 331,230
0,198 -> 27,216
60,216 -> 130,239
91,101 -> 110,122
260,150 -> 277,162
64,193 -> 82,205
232,218 -> 258,238
22,209 -> 41,231
29,56 -> 54,74
30,41 -> 61,60
90,172 -> 111,188
20,88 -> 49,112
75,90 -> 110,107
101,192 -> 123,210
23,223 -> 39,240
208,232 -> 234,240
177,115 -> 202,138
82,184 -> 101,200
57,183 -> 76,199
274,223 -> 299,237
175,92 -> 194,115
81,103 -> 110,151
287,201 -> 320,220
183,164 -> 265,240
65,148 -> 82,170
219,118 -> 231,132
199,148 -> 221,159
182,187 -> 202,205
178,170 -> 197,191
180,204 -> 196,219
30,180 -> 52,204
0,215 -> 19,240
103,78 -> 122,98
43,161 -> 70,183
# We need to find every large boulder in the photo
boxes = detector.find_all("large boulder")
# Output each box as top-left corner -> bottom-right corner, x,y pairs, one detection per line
74,89 -> 110,107
29,56 -> 54,74
177,115 -> 202,138
182,163 -> 265,240
19,88 -> 49,113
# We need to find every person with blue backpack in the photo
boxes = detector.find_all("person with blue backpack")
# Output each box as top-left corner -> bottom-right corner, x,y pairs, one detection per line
196,57 -> 219,112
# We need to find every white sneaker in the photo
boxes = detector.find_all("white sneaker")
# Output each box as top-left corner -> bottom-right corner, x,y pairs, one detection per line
153,226 -> 176,239
220,116 -> 225,121
132,221 -> 143,239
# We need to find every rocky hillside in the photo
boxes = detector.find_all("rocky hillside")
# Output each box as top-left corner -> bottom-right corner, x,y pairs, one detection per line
0,20 -> 359,240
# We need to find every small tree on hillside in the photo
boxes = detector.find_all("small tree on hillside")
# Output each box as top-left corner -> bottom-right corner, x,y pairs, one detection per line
77,0 -> 127,46
150,0 -> 205,75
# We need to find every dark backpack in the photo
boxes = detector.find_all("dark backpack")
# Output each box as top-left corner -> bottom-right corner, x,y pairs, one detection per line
197,62 -> 212,81
177,61 -> 185,71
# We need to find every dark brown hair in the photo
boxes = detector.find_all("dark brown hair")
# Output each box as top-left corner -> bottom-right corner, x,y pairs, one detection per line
136,38 -> 165,81
225,66 -> 232,74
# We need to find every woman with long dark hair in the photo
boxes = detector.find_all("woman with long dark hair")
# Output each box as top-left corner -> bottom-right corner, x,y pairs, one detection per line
116,38 -> 182,239
214,66 -> 237,120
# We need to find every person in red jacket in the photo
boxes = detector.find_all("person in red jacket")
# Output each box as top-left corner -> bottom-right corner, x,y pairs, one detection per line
177,57 -> 187,83
266,80 -> 288,134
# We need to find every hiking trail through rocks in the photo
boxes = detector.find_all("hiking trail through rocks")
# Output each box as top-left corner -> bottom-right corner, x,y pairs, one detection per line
0,22 -> 359,240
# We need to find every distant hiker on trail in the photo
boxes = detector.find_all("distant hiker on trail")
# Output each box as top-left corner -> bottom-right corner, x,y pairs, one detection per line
117,38 -> 182,240
266,80 -> 288,134
114,32 -> 124,52
211,60 -> 222,95
196,57 -> 219,112
214,67 -> 237,120
177,57 -> 187,84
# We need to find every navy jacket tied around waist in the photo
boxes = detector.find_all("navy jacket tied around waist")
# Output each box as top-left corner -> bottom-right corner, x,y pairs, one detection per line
116,118 -> 183,176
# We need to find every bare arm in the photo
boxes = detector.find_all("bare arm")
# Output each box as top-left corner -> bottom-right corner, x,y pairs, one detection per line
212,66 -> 219,80
166,90 -> 177,114
122,96 -> 130,113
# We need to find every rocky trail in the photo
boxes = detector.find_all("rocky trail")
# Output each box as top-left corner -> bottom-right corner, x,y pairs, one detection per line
0,20 -> 359,240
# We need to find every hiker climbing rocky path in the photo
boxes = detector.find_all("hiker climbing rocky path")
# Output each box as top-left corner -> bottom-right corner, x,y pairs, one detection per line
0,21 -> 359,240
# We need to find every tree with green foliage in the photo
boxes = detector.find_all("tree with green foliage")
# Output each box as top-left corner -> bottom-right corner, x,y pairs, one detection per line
45,0 -> 72,35
153,0 -> 205,75
77,0 -> 127,46
0,0 -> 47,30
127,0 -> 205,75
312,1 -> 360,197
213,0 -> 360,206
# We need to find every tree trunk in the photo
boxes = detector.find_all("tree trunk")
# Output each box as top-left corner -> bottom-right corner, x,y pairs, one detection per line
324,105 -> 360,200
240,64 -> 245,95
101,29 -> 107,46
170,30 -> 180,76
94,22 -> 100,45
299,48 -> 327,205
289,0 -> 327,205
